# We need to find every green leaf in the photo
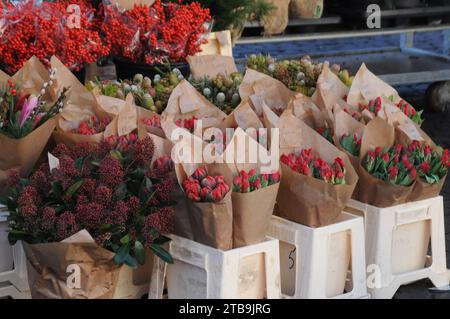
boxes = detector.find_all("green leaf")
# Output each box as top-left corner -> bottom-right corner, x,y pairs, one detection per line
145,177 -> 153,190
425,175 -> 438,184
110,150 -> 124,161
123,254 -> 138,269
65,179 -> 84,199
134,241 -> 146,265
150,244 -> 173,264
152,235 -> 171,246
120,234 -> 130,245
114,245 -> 130,264
75,157 -> 84,170
91,160 -> 100,167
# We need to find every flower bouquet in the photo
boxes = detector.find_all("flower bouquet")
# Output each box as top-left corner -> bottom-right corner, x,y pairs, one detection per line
0,57 -> 69,190
188,55 -> 243,115
408,141 -> 450,201
0,0 -> 108,79
88,66 -> 185,114
2,136 -> 175,298
246,54 -> 353,97
102,0 -> 211,79
174,136 -> 233,250
224,128 -> 280,248
277,112 -> 357,227
160,80 -> 227,142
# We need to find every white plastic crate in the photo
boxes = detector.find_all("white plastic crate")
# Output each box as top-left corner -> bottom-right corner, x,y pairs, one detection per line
267,213 -> 368,299
153,234 -> 281,299
0,241 -> 31,299
346,196 -> 449,299
0,210 -> 13,273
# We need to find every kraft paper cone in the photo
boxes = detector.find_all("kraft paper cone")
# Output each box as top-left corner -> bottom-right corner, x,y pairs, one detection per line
161,80 -> 226,140
0,118 -> 56,190
277,113 -> 358,227
173,136 -> 233,250
386,114 -> 447,202
218,99 -> 264,131
347,63 -> 400,108
187,55 -> 238,80
23,230 -> 121,299
314,65 -> 349,121
137,107 -> 165,139
224,128 -> 280,248
55,94 -> 137,148
357,117 -> 413,207
92,87 -> 126,118
333,106 -> 365,199
261,0 -> 290,35
288,93 -> 330,130
239,69 -> 295,116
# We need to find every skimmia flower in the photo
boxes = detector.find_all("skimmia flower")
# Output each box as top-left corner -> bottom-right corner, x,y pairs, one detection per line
281,149 -> 346,185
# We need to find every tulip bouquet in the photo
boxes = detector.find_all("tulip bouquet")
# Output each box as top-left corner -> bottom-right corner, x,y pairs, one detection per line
0,72 -> 69,139
183,167 -> 230,203
232,169 -> 280,193
281,150 -> 346,185
73,115 -> 111,136
362,145 -> 416,187
340,133 -> 362,157
396,99 -> 423,125
408,141 -> 450,184
190,73 -> 243,115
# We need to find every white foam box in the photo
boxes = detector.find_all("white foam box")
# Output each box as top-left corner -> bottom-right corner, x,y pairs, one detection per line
267,213 -> 368,299
346,196 -> 449,299
158,234 -> 281,299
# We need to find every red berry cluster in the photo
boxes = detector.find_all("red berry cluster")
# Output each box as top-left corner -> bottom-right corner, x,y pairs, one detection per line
74,115 -> 110,135
183,167 -> 230,202
0,0 -> 108,74
232,169 -> 280,193
281,149 -> 346,185
102,1 -> 211,65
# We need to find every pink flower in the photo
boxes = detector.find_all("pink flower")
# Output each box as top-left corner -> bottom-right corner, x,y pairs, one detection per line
19,95 -> 38,127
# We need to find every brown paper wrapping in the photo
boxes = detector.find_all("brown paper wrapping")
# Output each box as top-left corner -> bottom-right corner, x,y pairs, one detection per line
333,106 -> 365,198
0,57 -> 60,190
187,55 -> 238,80
218,99 -> 264,132
173,136 -> 233,250
357,117 -> 414,207
161,80 -> 227,142
92,87 -> 126,118
384,111 -> 447,201
224,128 -> 280,248
288,93 -> 330,130
277,113 -> 358,227
23,230 -> 121,299
54,93 -> 137,148
239,69 -> 295,116
112,0 -> 155,10
347,63 -> 400,108
137,107 -> 165,139
261,0 -> 290,35
313,64 -> 349,121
